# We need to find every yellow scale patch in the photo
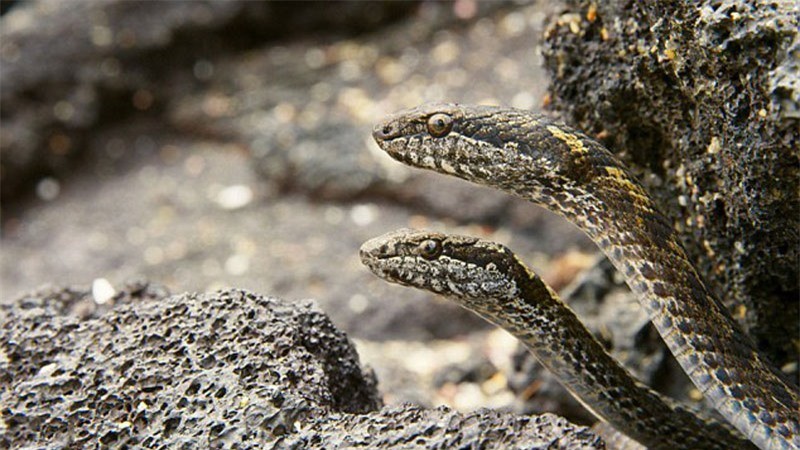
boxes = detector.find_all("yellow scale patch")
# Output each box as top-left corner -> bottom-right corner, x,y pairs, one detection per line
547,125 -> 588,155
546,124 -> 656,213
600,166 -> 654,206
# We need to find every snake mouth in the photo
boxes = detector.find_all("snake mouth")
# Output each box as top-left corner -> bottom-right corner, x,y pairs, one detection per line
359,240 -> 401,285
359,234 -> 395,271
359,236 -> 383,261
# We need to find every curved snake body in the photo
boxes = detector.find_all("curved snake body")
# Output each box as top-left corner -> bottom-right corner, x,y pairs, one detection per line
371,103 -> 799,450
361,229 -> 754,450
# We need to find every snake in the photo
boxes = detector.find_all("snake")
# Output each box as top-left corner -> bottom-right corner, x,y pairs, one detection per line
360,228 -> 754,449
368,103 -> 800,450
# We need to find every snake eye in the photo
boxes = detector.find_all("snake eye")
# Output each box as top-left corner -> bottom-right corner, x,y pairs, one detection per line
418,239 -> 442,259
427,113 -> 453,138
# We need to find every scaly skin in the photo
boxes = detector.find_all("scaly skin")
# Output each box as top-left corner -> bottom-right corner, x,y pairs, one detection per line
360,229 -> 754,450
371,103 -> 800,450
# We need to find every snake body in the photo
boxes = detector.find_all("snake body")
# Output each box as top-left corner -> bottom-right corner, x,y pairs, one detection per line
360,229 -> 754,450
370,103 -> 799,450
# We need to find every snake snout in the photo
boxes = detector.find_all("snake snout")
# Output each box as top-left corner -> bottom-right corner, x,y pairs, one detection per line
361,229 -> 420,264
372,118 -> 401,142
359,236 -> 386,264
359,244 -> 375,265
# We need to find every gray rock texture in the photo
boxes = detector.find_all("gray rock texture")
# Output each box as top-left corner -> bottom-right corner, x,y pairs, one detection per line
0,285 -> 601,449
286,405 -> 603,449
1,285 -> 380,447
542,0 -> 800,372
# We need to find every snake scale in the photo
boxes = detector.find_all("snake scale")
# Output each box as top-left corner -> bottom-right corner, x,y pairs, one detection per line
368,103 -> 800,450
361,229 -> 753,449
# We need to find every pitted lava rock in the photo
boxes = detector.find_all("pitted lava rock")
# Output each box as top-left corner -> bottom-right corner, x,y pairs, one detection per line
1,285 -> 600,449
1,287 -> 380,448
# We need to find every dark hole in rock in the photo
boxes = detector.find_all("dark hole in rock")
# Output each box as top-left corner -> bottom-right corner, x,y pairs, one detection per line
199,355 -> 216,369
99,430 -> 119,445
210,422 -> 225,436
163,415 -> 182,437
186,380 -> 201,396
118,359 -> 134,375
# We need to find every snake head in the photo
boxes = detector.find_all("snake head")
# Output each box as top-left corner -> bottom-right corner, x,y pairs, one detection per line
359,228 -> 523,304
372,103 -> 589,195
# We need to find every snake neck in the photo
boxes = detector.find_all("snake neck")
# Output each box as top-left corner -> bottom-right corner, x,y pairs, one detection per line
516,179 -> 800,450
458,270 -> 755,450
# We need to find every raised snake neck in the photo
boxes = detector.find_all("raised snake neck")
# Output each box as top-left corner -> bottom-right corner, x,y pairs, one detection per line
360,229 -> 755,450
371,103 -> 799,450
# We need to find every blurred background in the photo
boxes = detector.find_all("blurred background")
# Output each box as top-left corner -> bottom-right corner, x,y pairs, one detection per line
9,0 -> 794,429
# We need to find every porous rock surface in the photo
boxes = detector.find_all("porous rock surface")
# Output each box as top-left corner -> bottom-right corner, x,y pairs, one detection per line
1,285 -> 378,448
0,284 -> 601,449
286,405 -> 603,449
543,0 -> 800,369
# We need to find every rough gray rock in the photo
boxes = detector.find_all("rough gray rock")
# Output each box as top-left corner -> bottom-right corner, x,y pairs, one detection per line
287,405 -> 603,449
1,284 -> 601,449
542,0 -> 800,373
1,285 -> 380,448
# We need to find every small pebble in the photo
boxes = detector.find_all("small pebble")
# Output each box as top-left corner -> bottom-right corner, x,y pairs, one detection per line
92,278 -> 116,305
